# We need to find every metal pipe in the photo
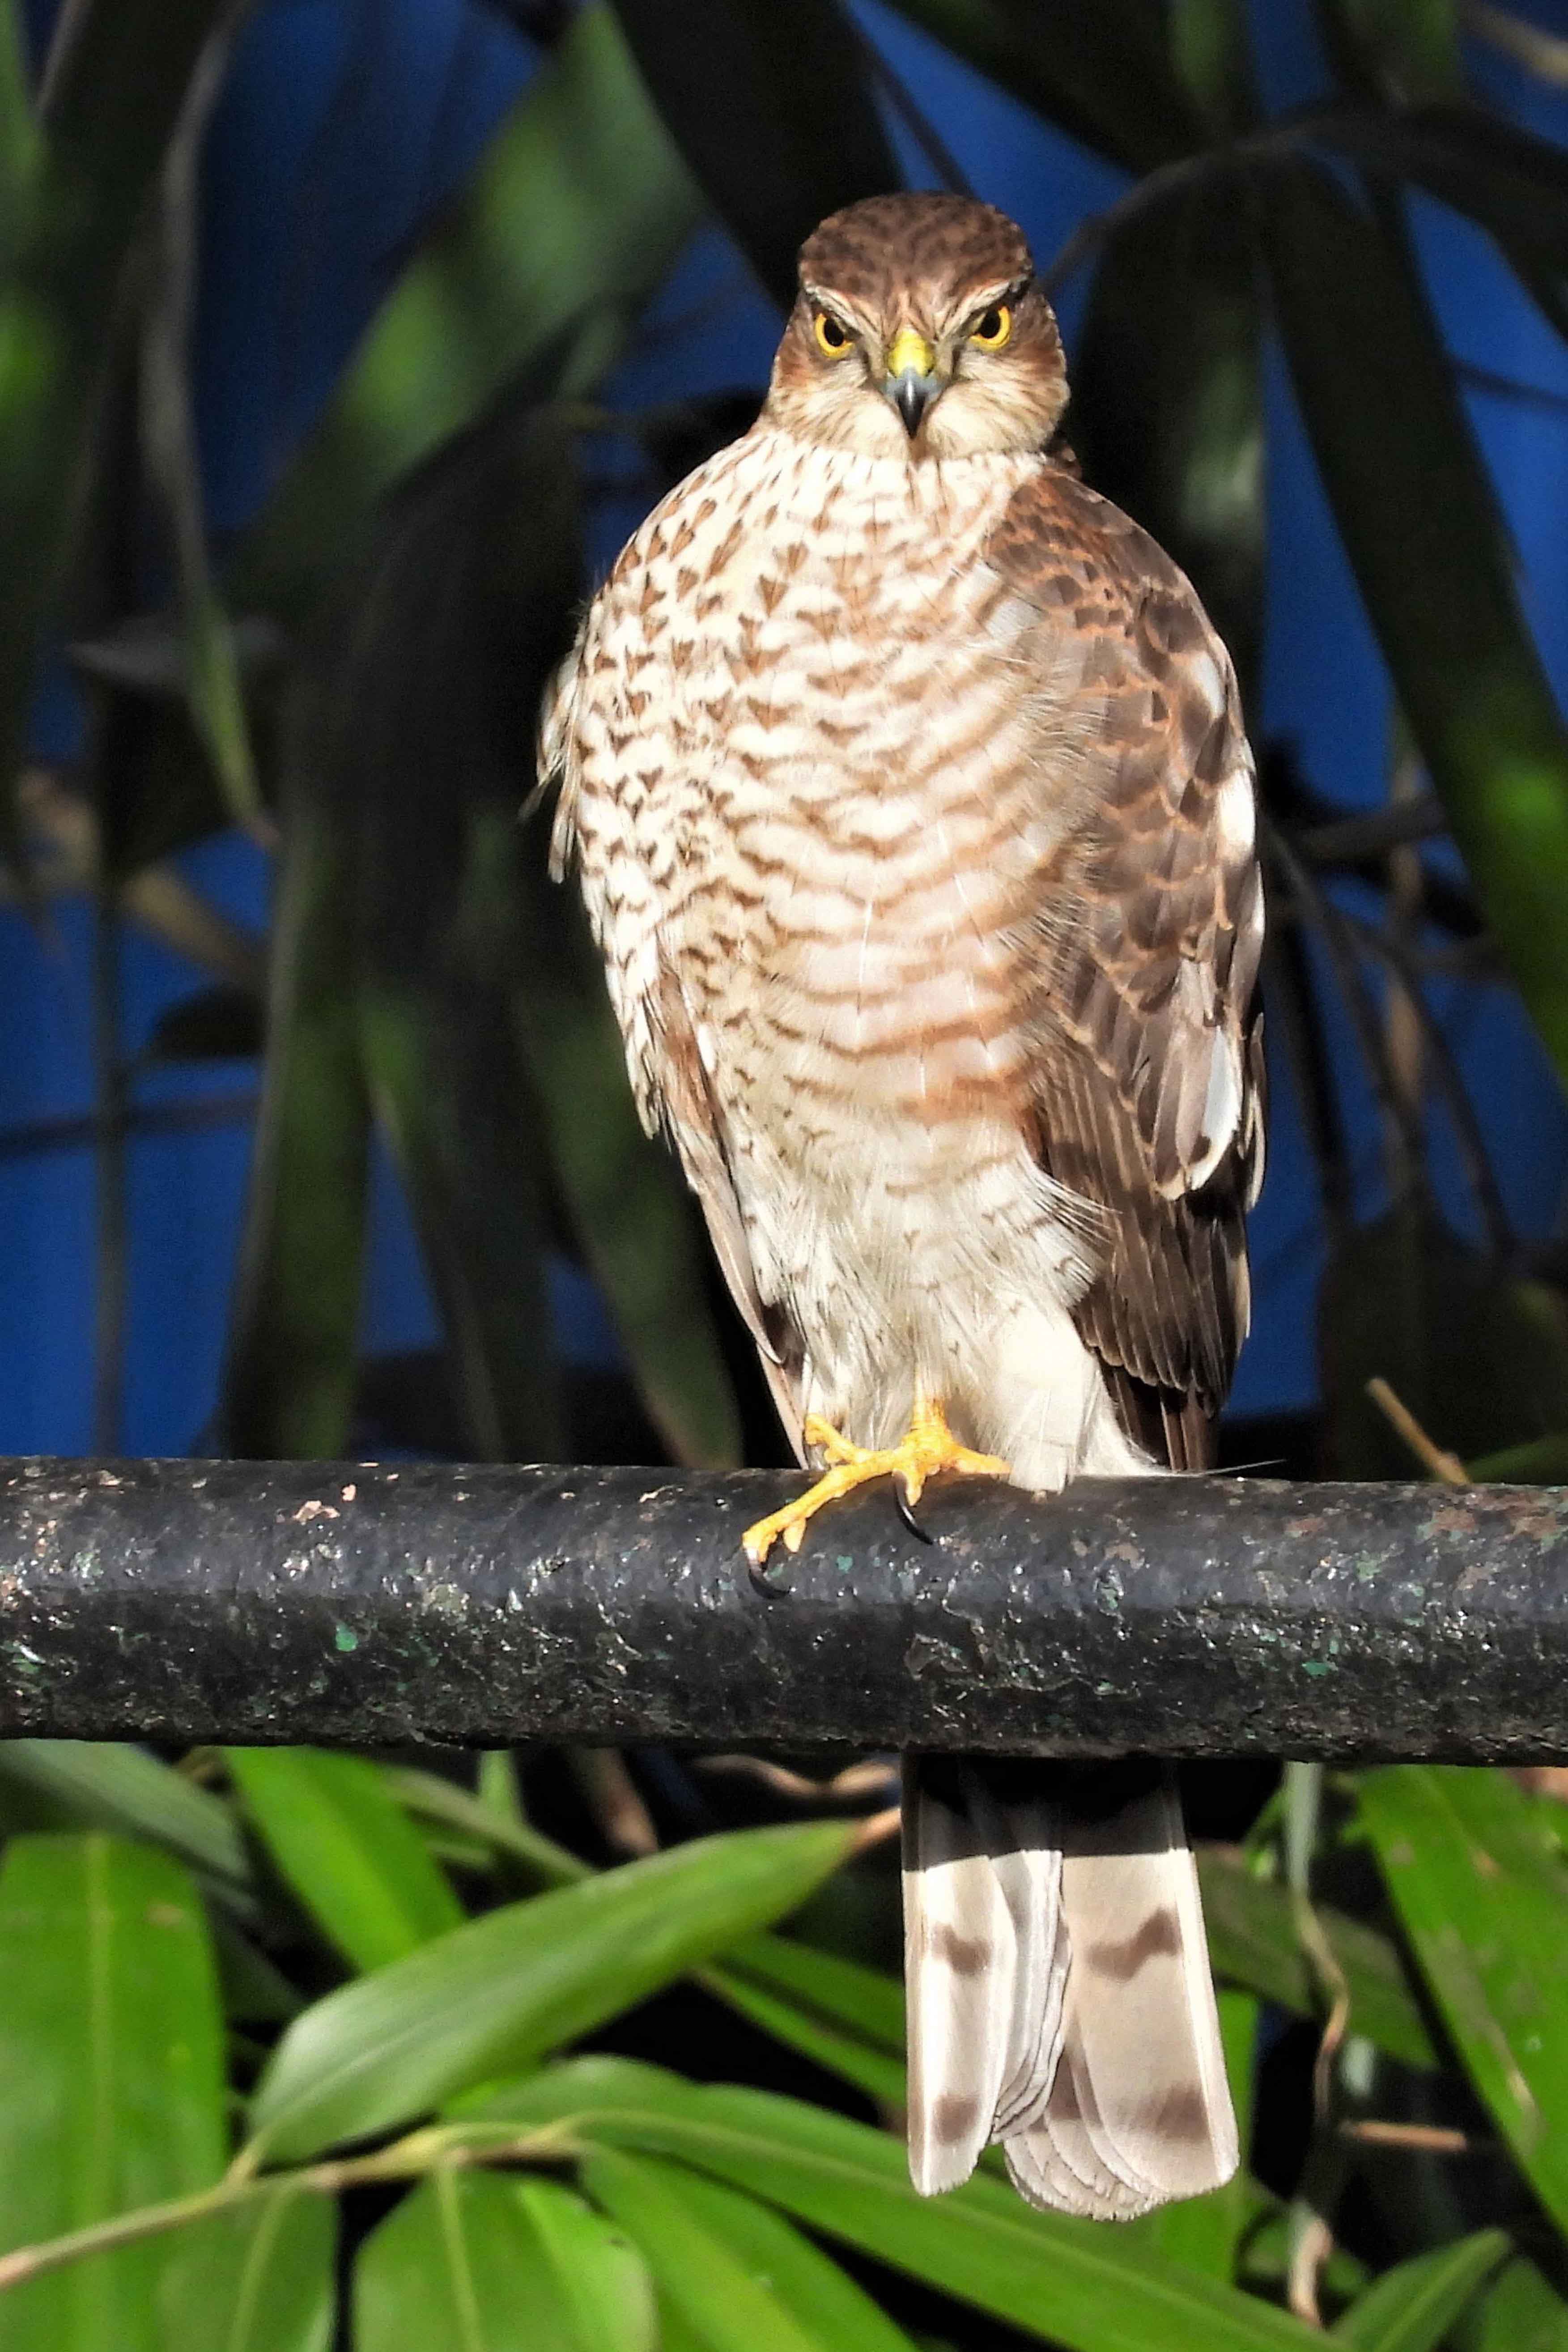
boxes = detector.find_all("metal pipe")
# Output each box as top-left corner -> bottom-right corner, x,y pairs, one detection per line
0,1456 -> 1564,1757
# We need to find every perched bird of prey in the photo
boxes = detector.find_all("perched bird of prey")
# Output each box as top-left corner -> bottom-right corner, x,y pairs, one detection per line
543,191 -> 1265,2218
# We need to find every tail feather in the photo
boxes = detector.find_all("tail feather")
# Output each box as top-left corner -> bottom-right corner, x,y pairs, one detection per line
904,1757 -> 1237,2220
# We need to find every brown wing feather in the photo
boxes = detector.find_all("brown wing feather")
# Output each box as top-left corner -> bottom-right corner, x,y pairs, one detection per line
985,472 -> 1265,1465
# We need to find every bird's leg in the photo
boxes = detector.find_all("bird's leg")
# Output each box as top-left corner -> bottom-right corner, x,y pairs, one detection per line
741,1395 -> 1010,1568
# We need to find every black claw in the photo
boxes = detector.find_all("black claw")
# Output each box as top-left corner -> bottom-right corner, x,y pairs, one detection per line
748,1551 -> 794,1597
894,1482 -> 936,1545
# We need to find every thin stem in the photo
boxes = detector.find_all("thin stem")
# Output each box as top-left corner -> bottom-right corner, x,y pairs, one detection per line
1338,909 -> 1513,1257
1366,1376 -> 1469,1485
1264,821 -> 1428,1191
854,25 -> 971,195
90,876 -> 127,1455
0,2122 -> 579,2296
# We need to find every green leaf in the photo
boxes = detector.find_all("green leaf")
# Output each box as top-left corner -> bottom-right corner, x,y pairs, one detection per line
1467,1433 -> 1568,1482
138,12 -> 263,838
1331,2230 -> 1509,2352
479,2058 -> 1324,2352
220,761 -> 370,1458
1071,166 -> 1265,699
724,1934 -> 905,2055
355,2170 -> 654,2352
609,2157 -> 922,2352
1197,1848 -> 1439,2072
582,2148 -> 841,2352
514,2178 -> 658,2352
1315,0 -> 1464,103
239,4 -> 701,619
1358,1768 -> 1568,2230
157,2187 -> 335,2352
225,1749 -> 462,1975
0,1741 -> 251,1909
242,1819 -> 859,2166
1471,2259 -> 1568,2352
607,0 -> 897,309
881,0 -> 1203,172
342,400 -> 581,1460
511,860 -> 742,1467
701,1962 -> 906,2110
1319,1206 -> 1568,1478
0,1834 -> 227,2350
1261,158 -> 1568,1086
384,1765 -> 588,1892
0,0 -> 233,853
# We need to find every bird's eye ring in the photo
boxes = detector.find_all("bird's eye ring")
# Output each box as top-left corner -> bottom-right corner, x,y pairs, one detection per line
969,304 -> 1012,349
813,310 -> 853,358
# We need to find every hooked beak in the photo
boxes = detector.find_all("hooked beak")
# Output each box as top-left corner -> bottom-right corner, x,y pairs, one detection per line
884,327 -> 940,439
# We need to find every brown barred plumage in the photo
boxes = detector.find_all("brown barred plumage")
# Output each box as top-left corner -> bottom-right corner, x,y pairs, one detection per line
544,191 -> 1264,2219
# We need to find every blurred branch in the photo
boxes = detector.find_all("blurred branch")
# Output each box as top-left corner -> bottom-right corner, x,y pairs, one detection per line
1298,793 -> 1446,864
0,1093 -> 255,1166
1263,921 -> 1354,1241
852,21 -> 971,193
6,769 -> 266,989
1464,2 -> 1568,86
1338,906 -> 1514,1255
0,0 -> 238,851
1265,819 -> 1429,1187
140,0 -> 268,840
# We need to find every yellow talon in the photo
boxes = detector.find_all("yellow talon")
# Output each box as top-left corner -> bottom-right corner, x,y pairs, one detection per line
742,1396 -> 1010,1566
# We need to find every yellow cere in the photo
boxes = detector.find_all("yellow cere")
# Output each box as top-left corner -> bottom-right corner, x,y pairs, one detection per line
886,326 -> 937,379
969,304 -> 1012,349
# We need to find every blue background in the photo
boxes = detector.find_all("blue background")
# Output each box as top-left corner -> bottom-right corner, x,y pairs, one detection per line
3,0 -> 1566,1457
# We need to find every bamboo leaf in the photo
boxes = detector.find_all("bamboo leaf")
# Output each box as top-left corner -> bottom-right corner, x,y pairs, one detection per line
225,1749 -> 462,1975
1471,2258 -> 1568,2352
159,2187 -> 335,2352
1198,1848 -> 1439,2071
219,753 -> 370,1459
243,1820 -> 860,2166
1261,158 -> 1568,1085
723,1934 -> 906,2055
1315,0 -> 1464,103
701,1962 -> 907,2110
0,0 -> 232,851
238,4 -> 701,619
475,2058 -> 1323,2352
0,1834 -> 227,2350
582,2148 -> 834,2352
1358,1767 -> 1568,2231
356,2170 -> 654,2352
384,1765 -> 588,1892
1331,2229 -> 1509,2352
606,0 -> 898,309
330,402 -> 582,1462
515,2178 -> 658,2352
618,2159 -> 922,2352
1071,166 -> 1265,698
511,854 -> 742,1467
881,0 -> 1203,172
0,1740 -> 251,1906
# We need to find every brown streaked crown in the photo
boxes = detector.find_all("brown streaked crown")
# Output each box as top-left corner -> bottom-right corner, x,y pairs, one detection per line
798,192 -> 1034,318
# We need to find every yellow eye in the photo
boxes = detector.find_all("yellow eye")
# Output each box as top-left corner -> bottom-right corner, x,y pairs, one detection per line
969,304 -> 1012,349
813,310 -> 854,359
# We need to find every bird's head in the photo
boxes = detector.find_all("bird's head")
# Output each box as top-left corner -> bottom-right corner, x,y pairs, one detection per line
765,193 -> 1069,460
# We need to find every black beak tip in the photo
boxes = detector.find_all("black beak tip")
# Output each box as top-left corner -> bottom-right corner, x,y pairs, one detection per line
893,380 -> 927,438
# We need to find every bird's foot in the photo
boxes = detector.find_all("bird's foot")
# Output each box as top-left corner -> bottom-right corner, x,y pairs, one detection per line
741,1398 -> 1009,1569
